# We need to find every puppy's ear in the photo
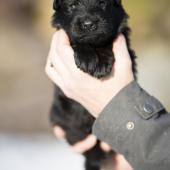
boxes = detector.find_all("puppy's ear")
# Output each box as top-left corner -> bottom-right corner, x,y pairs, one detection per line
53,0 -> 61,10
114,0 -> 122,6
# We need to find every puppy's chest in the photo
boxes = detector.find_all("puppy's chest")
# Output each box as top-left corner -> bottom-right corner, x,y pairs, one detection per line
72,42 -> 114,78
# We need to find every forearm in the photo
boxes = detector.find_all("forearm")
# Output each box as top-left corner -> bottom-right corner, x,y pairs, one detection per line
93,81 -> 170,170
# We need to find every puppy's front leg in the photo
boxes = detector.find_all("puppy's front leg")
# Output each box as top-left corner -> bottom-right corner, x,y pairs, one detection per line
93,44 -> 114,78
73,44 -> 99,75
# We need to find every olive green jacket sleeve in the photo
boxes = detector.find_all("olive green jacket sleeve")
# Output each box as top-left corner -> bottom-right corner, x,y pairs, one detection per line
92,81 -> 170,170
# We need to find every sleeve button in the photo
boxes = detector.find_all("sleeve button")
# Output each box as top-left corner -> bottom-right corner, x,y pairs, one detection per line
143,104 -> 153,114
126,122 -> 135,130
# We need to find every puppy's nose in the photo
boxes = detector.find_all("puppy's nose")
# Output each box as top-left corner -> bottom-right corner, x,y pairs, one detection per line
82,19 -> 96,31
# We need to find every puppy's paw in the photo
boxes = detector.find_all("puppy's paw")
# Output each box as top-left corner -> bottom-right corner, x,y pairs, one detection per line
93,59 -> 113,78
93,48 -> 114,78
74,46 -> 99,74
73,44 -> 114,78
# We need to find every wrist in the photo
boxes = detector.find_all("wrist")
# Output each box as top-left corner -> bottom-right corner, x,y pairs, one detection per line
91,79 -> 134,118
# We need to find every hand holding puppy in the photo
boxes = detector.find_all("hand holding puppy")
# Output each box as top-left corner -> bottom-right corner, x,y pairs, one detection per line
45,30 -> 134,118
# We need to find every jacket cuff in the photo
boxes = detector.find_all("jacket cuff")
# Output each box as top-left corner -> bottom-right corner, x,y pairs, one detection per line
92,80 -> 164,153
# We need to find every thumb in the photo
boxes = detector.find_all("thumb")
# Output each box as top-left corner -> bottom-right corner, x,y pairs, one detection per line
113,34 -> 131,65
112,35 -> 132,73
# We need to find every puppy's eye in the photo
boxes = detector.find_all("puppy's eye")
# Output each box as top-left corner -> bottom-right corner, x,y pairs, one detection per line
70,4 -> 76,10
69,1 -> 81,10
99,0 -> 106,8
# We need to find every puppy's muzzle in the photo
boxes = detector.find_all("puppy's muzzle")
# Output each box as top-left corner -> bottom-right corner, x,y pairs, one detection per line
80,18 -> 98,32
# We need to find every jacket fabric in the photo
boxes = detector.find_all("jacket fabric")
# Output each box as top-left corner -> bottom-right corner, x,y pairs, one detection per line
93,81 -> 170,170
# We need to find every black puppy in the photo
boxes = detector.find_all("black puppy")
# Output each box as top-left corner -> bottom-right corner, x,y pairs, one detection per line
50,0 -> 137,170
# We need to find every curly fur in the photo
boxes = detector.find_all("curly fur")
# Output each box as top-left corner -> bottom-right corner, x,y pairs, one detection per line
50,0 -> 137,170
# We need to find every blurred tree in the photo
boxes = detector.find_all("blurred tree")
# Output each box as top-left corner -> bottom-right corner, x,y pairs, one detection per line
124,0 -> 170,42
0,0 -> 36,25
150,1 -> 170,41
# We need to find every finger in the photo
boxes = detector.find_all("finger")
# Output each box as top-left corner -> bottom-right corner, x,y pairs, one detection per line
112,35 -> 132,75
51,31 -> 62,52
52,30 -> 76,71
100,142 -> 112,152
71,135 -> 97,154
56,30 -> 74,62
112,34 -> 131,63
51,30 -> 69,46
51,30 -> 73,59
45,56 -> 63,88
58,29 -> 70,46
57,30 -> 73,53
48,32 -> 70,76
114,154 -> 133,170
53,126 -> 66,139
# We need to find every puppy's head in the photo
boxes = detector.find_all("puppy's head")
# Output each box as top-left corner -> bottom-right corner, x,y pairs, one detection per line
52,0 -> 127,44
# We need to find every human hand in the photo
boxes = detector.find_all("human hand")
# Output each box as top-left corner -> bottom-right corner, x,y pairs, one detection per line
45,30 -> 134,118
54,126 -> 133,170
53,125 -> 111,153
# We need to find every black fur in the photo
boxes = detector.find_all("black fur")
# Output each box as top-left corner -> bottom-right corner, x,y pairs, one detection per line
50,0 -> 137,170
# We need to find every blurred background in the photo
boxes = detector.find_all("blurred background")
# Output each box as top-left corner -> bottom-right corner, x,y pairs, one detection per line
0,0 -> 169,170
